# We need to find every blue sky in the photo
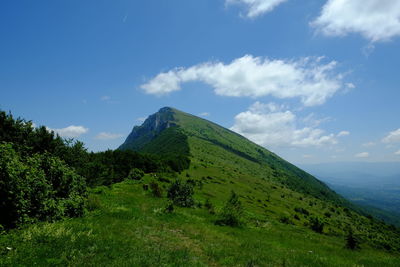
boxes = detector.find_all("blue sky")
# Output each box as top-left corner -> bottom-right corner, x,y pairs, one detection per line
1,0 -> 400,164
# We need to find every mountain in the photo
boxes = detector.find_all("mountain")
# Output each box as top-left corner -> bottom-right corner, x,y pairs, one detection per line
116,107 -> 400,253
120,107 -> 344,204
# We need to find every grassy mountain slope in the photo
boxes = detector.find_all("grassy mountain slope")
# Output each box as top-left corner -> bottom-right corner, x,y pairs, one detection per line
1,179 -> 399,266
118,107 -> 400,251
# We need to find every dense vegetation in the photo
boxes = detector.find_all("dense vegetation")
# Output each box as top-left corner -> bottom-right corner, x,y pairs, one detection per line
0,142 -> 86,229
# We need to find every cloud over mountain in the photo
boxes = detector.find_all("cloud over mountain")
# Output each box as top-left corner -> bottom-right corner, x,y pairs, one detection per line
142,55 -> 348,107
230,102 -> 345,147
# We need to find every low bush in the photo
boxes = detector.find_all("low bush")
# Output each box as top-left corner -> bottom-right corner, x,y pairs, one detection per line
164,202 -> 174,213
279,216 -> 293,225
150,182 -> 163,197
345,229 -> 360,250
127,168 -> 144,180
294,207 -> 310,216
204,198 -> 215,214
310,217 -> 324,233
216,191 -> 243,227
167,180 -> 194,207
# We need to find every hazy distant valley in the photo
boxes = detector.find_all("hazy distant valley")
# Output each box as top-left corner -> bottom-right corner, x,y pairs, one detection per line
301,162 -> 400,225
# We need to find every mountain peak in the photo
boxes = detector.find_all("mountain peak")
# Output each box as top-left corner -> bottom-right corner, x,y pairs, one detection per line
118,107 -> 178,151
158,106 -> 175,113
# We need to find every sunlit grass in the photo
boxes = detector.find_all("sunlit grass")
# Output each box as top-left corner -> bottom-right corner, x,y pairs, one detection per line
1,180 -> 398,266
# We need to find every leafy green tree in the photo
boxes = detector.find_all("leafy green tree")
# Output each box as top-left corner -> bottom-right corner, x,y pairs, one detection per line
216,191 -> 244,227
167,180 -> 194,207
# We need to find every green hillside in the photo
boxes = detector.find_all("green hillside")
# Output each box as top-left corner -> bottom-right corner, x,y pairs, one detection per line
118,107 -> 400,251
1,107 -> 400,266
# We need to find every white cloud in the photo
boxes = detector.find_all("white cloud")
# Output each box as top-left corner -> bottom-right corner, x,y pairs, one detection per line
95,132 -> 124,140
311,0 -> 400,42
101,96 -> 111,101
355,152 -> 369,158
142,55 -> 346,107
382,128 -> 400,143
395,150 -> 400,155
48,125 -> 89,138
230,102 -> 338,147
303,154 -> 313,158
337,131 -> 350,137
362,142 -> 376,147
226,0 -> 287,18
199,112 -> 210,117
302,113 -> 331,128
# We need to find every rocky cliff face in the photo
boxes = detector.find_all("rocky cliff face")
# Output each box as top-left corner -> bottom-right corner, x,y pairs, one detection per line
119,107 -> 177,151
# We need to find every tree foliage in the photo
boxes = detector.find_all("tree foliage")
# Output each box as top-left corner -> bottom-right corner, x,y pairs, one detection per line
0,143 -> 86,229
167,180 -> 194,207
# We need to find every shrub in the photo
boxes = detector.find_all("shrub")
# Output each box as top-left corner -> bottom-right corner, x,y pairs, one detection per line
204,198 -> 215,214
204,198 -> 214,210
310,217 -> 324,233
345,229 -> 360,250
279,216 -> 293,224
127,168 -> 144,180
294,207 -> 310,216
216,191 -> 243,227
164,201 -> 174,213
150,181 -> 162,197
167,180 -> 194,207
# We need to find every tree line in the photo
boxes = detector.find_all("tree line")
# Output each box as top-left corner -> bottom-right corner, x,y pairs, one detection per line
0,111 -> 188,229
